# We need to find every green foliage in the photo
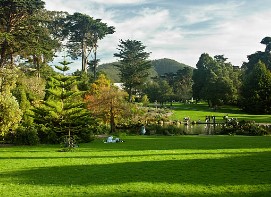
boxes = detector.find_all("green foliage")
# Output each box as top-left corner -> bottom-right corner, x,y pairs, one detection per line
172,67 -> 193,101
0,67 -> 18,92
221,120 -> 270,136
145,124 -> 185,135
63,12 -> 115,74
97,58 -> 192,83
114,39 -> 152,102
156,66 -> 193,103
96,62 -> 121,82
0,0 -> 45,66
142,79 -> 173,104
72,70 -> 93,91
32,124 -> 56,144
141,95 -> 149,106
240,61 -> 271,113
0,68 -> 22,138
14,126 -> 39,145
77,129 -> 95,143
240,38 -> 271,114
12,85 -> 34,125
32,62 -> 94,144
152,58 -> 191,75
192,53 -> 240,106
0,93 -> 22,137
242,37 -> 271,72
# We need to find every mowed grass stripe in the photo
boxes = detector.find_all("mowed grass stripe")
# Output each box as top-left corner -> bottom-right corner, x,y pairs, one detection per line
0,136 -> 271,196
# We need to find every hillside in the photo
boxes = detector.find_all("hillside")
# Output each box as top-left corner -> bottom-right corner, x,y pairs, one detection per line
151,58 -> 191,75
96,62 -> 120,82
97,58 -> 192,82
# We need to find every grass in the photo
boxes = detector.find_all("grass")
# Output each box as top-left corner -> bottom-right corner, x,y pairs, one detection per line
1,135 -> 271,196
170,103 -> 271,123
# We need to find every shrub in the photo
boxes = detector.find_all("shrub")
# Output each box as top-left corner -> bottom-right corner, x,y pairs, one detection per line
2,130 -> 15,144
35,124 -> 58,144
14,126 -> 39,145
221,120 -> 269,136
77,129 -> 95,143
237,121 -> 267,136
145,124 -> 184,135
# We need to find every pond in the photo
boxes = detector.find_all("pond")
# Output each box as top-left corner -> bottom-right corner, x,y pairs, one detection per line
180,123 -> 222,135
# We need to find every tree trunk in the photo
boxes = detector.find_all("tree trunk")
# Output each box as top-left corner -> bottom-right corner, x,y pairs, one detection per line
33,55 -> 41,78
93,45 -> 97,80
0,41 -> 8,67
208,100 -> 211,107
110,100 -> 116,133
81,40 -> 87,73
127,85 -> 133,102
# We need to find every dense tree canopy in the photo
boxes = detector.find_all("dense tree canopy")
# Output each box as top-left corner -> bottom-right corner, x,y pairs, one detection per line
114,39 -> 151,102
173,67 -> 193,101
85,74 -> 129,133
240,61 -> 271,113
32,62 -> 93,144
0,0 -> 45,66
192,53 -> 240,107
2,0 -> 271,144
240,37 -> 271,113
63,12 -> 115,76
142,78 -> 173,105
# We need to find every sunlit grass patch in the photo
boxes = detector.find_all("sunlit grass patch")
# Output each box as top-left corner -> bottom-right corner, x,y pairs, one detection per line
170,103 -> 271,123
0,136 -> 271,196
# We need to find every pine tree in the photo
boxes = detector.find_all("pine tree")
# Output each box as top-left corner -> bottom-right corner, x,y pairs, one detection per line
32,60 -> 93,146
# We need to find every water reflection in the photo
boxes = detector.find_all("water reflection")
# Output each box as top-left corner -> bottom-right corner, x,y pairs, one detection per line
181,124 -> 221,135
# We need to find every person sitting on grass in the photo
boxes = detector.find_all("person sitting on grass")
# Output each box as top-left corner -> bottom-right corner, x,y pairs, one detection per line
104,136 -> 124,143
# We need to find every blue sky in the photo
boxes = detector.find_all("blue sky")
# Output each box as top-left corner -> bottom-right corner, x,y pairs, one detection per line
44,0 -> 271,70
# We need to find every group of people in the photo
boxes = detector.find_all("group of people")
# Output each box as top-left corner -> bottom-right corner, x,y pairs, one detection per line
205,115 -> 216,123
104,136 -> 124,143
104,125 -> 146,143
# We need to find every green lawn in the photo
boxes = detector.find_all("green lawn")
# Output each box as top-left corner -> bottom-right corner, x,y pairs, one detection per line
170,103 -> 271,123
1,136 -> 271,196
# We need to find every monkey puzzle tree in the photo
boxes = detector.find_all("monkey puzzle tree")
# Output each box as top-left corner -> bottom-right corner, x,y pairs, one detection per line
114,39 -> 152,102
32,60 -> 93,145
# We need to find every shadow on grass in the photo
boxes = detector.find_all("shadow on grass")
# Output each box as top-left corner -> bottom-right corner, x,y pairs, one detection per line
92,136 -> 271,151
0,150 -> 268,160
1,136 -> 271,152
1,152 -> 271,188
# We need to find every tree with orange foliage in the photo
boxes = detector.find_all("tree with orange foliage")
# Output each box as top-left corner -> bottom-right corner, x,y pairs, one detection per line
85,74 -> 128,133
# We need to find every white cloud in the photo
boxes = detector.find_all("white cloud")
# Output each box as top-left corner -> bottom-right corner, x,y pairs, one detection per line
192,11 -> 271,65
43,0 -> 271,70
86,0 -> 146,4
103,7 -> 186,63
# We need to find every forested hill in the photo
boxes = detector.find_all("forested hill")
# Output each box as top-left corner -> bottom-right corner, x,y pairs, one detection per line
97,58 -> 192,82
151,58 -> 191,75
